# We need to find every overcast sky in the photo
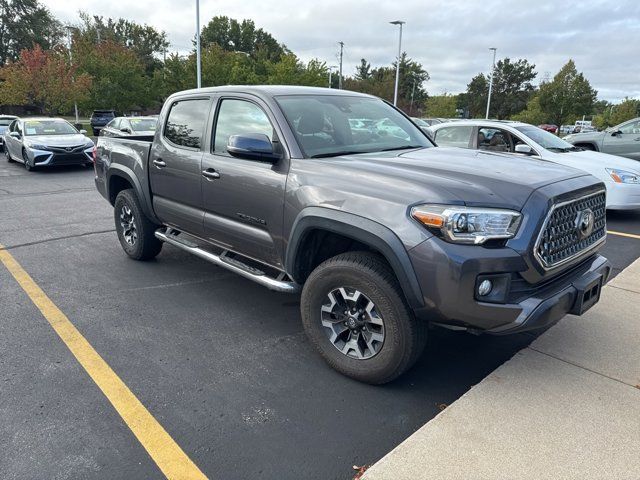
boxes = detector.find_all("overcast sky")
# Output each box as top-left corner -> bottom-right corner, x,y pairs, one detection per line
42,0 -> 640,102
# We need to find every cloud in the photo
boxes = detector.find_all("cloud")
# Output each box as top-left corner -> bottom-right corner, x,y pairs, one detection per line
41,0 -> 640,101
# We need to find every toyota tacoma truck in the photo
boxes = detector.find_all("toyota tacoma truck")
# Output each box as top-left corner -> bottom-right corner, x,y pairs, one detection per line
94,86 -> 611,384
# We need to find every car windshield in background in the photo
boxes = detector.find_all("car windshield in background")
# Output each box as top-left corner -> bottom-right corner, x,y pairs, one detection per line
275,95 -> 432,158
129,118 -> 157,131
23,120 -> 78,136
516,125 -> 576,151
0,119 -> 13,126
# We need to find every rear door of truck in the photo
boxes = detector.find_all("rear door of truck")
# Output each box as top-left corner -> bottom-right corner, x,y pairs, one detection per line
148,95 -> 214,235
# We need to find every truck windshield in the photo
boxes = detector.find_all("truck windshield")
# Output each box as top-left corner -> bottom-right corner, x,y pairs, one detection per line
276,95 -> 432,158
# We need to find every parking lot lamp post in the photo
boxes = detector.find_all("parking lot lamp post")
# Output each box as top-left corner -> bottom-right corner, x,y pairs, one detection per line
390,20 -> 405,106
65,26 -> 79,124
338,42 -> 344,89
485,47 -> 497,119
196,0 -> 202,88
328,65 -> 338,88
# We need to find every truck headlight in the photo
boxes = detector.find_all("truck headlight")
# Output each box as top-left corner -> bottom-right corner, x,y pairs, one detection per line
606,168 -> 640,184
411,205 -> 522,244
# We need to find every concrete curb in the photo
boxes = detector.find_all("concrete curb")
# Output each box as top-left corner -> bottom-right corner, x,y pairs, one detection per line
363,258 -> 640,480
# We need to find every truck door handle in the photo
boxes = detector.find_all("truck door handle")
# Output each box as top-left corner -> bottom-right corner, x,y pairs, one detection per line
153,159 -> 166,168
202,168 -> 220,180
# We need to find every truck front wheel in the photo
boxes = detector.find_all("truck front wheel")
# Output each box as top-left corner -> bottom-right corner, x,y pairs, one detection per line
301,251 -> 427,384
114,189 -> 163,261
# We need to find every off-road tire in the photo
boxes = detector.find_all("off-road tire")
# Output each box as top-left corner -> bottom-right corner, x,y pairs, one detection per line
114,189 -> 163,261
301,251 -> 427,384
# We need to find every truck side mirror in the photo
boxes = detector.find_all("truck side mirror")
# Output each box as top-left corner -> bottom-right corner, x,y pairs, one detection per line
227,133 -> 280,162
611,130 -> 622,137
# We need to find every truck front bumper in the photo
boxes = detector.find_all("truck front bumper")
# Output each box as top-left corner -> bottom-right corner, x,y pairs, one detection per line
408,237 -> 611,334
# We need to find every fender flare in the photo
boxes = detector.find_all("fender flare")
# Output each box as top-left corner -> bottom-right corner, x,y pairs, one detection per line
107,165 -> 159,223
286,207 -> 424,308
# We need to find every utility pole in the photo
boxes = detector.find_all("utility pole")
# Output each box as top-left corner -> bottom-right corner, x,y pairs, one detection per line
65,26 -> 79,124
96,27 -> 101,43
338,42 -> 344,89
485,47 -> 497,119
195,0 -> 202,88
390,21 -> 405,107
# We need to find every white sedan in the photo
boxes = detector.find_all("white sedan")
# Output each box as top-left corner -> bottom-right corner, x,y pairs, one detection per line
428,120 -> 640,210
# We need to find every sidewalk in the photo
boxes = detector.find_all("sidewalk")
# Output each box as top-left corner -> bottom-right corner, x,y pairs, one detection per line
364,258 -> 640,480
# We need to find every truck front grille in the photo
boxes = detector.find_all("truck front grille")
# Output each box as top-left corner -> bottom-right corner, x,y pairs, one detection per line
535,190 -> 606,270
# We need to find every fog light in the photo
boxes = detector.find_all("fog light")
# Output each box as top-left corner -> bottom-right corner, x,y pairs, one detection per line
478,279 -> 493,296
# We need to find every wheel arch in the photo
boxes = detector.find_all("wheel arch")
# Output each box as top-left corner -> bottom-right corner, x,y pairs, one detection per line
107,165 -> 159,223
286,207 -> 424,308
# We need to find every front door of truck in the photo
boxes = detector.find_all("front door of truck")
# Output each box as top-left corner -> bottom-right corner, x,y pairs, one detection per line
603,119 -> 640,161
200,95 -> 289,268
149,96 -> 212,235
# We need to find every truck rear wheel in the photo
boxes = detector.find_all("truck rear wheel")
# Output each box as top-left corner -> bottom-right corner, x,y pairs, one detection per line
301,251 -> 427,384
114,189 -> 163,261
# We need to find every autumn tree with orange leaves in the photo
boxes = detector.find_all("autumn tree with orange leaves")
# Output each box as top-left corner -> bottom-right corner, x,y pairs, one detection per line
0,44 -> 91,115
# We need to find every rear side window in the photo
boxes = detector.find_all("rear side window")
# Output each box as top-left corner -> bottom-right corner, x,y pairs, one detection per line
434,125 -> 473,148
164,99 -> 210,149
213,99 -> 274,154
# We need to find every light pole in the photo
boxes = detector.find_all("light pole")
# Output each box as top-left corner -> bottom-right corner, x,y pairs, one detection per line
485,47 -> 497,119
338,42 -> 344,89
65,25 -> 79,124
195,0 -> 202,88
328,65 -> 338,88
390,20 -> 405,106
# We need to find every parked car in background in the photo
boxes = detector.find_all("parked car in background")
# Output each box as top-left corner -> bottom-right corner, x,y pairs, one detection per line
411,117 -> 432,134
95,85 -> 610,383
0,114 -> 18,152
3,117 -> 94,171
563,117 -> 640,161
100,116 -> 158,137
538,124 -> 558,134
90,110 -> 122,136
428,119 -> 640,210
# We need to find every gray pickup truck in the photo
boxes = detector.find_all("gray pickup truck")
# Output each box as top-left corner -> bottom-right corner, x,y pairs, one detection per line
94,86 -> 611,384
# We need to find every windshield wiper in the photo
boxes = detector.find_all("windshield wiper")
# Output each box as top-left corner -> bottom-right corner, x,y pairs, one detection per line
379,145 -> 424,152
310,150 -> 371,158
547,147 -> 572,153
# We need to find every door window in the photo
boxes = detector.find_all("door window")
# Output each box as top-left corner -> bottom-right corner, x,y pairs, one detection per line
619,120 -> 640,135
163,98 -> 210,149
433,125 -> 473,148
213,99 -> 274,154
477,127 -> 512,152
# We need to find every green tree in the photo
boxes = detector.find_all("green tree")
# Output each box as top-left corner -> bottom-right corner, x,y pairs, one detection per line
510,95 -> 547,125
75,12 -> 169,75
424,94 -> 457,118
355,58 -> 371,80
537,60 -> 597,127
345,53 -> 429,113
464,58 -> 536,119
74,38 -> 149,112
0,0 -> 62,66
200,16 -> 286,62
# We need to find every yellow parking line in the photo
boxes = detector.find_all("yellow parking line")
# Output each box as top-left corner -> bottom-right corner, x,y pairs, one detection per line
0,246 -> 208,480
607,230 -> 640,240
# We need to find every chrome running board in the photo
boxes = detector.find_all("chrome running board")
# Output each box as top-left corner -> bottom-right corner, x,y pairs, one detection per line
154,228 -> 300,293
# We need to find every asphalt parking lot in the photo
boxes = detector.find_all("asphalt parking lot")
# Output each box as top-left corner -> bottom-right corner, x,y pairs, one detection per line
1,161 -> 639,480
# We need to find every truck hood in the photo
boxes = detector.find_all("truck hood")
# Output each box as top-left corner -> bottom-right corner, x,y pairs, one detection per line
321,147 -> 590,211
24,134 -> 92,147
